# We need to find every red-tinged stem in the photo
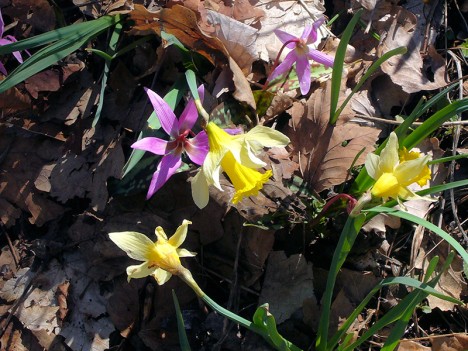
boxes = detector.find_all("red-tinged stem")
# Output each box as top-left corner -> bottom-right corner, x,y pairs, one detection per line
312,193 -> 357,225
262,39 -> 298,91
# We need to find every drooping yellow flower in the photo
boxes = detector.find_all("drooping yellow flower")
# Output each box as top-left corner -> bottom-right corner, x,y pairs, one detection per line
108,220 -> 196,285
191,122 -> 290,209
365,132 -> 432,203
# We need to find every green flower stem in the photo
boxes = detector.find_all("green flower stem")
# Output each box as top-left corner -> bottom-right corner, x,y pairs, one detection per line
178,268 -> 258,330
178,267 -> 302,350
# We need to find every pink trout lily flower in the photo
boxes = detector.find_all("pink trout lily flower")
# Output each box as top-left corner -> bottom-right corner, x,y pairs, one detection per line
269,18 -> 334,95
0,9 -> 26,75
132,86 -> 209,199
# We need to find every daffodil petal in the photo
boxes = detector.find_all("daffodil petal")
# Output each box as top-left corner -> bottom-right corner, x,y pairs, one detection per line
109,231 -> 154,261
365,153 -> 380,179
203,150 -> 225,185
244,126 -> 291,148
379,132 -> 399,174
394,155 -> 431,186
177,248 -> 197,257
153,268 -> 172,285
191,169 -> 210,209
168,219 -> 192,248
155,226 -> 168,241
126,262 -> 156,282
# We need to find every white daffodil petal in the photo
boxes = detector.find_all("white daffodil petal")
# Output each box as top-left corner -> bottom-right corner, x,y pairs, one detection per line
365,153 -> 380,179
153,268 -> 172,285
177,248 -> 197,257
379,132 -> 399,173
240,141 -> 267,168
155,226 -> 168,241
109,231 -> 154,261
244,126 -> 290,148
394,155 -> 430,185
191,169 -> 210,209
168,220 -> 192,248
126,262 -> 156,282
203,150 -> 226,185
212,165 -> 223,191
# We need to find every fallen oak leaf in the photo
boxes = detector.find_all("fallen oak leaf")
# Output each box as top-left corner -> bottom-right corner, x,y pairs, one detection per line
129,4 -> 256,109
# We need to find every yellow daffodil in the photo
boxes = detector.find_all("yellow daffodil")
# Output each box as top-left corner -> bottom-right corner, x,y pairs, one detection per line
191,122 -> 290,209
108,220 -> 196,285
365,132 -> 432,203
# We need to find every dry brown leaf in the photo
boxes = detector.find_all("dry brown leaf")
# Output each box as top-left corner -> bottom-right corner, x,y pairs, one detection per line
56,281 -> 70,325
378,9 -> 448,93
430,334 -> 468,351
129,4 -> 226,65
204,10 -> 258,74
285,81 -> 380,192
0,86 -> 31,115
204,0 -> 264,24
414,236 -> 467,311
0,130 -> 64,226
6,0 -> 56,33
129,4 -> 256,109
396,340 -> 431,351
259,251 -> 314,324
24,64 -> 83,99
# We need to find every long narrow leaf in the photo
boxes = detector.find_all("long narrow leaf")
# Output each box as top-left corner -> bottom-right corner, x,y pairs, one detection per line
0,16 -> 122,94
329,9 -> 363,125
365,207 -> 468,263
172,290 -> 191,351
0,15 -> 119,54
315,214 -> 366,351
329,273 -> 461,350
403,98 -> 468,149
334,47 -> 407,120
92,21 -> 123,127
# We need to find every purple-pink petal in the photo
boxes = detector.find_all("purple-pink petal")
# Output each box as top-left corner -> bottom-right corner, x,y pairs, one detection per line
185,133 -> 209,165
145,88 -> 179,139
131,137 -> 171,155
179,85 -> 205,131
0,61 -> 7,75
274,29 -> 298,49
2,36 -> 23,64
307,18 -> 325,44
146,153 -> 182,199
308,49 -> 334,67
296,54 -> 311,95
268,50 -> 298,82
300,25 -> 313,42
0,9 -> 4,38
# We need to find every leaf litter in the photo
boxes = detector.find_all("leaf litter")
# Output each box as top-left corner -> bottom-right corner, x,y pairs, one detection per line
0,0 -> 467,350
